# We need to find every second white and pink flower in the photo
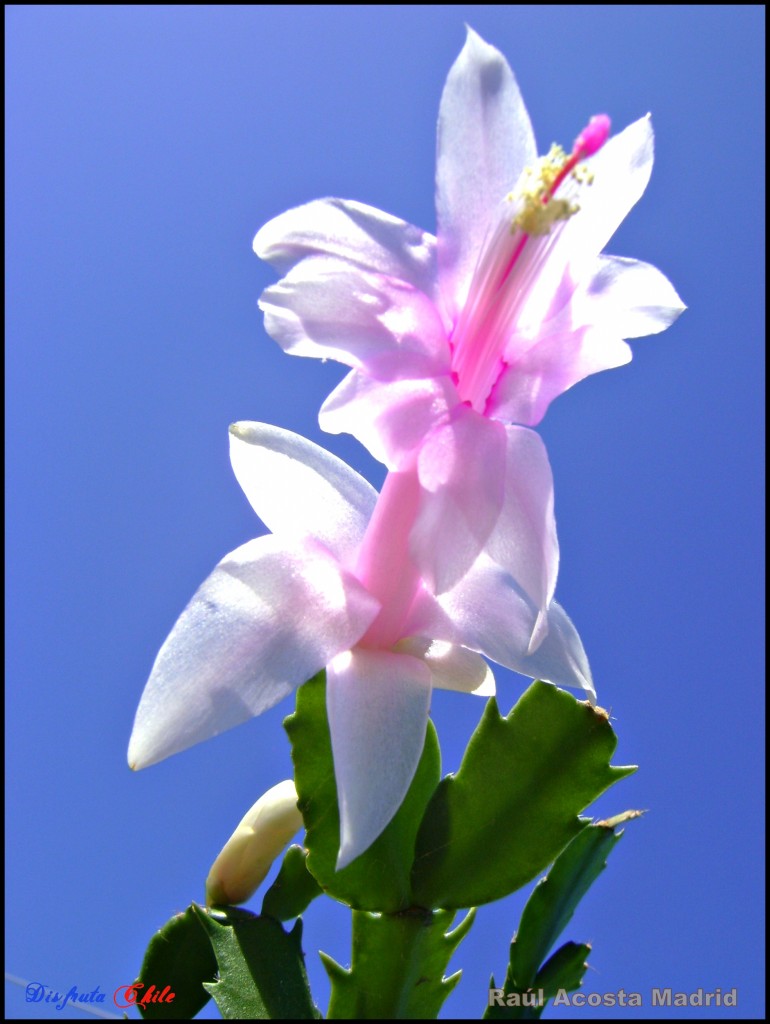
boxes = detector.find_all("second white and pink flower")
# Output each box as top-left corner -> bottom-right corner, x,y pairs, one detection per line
128,423 -> 591,868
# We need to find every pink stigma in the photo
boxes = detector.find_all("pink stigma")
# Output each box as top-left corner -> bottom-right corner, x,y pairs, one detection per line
574,114 -> 611,157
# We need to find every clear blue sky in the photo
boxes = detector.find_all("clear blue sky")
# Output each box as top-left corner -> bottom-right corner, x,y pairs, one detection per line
6,5 -> 764,1019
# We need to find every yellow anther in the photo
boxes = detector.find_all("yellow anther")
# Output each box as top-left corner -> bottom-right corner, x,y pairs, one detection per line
571,163 -> 595,186
514,196 -> 577,236
511,144 -> 591,237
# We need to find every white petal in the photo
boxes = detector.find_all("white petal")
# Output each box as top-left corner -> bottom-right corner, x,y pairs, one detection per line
419,556 -> 594,698
396,638 -> 495,697
326,648 -> 432,869
514,600 -> 595,702
580,255 -> 686,338
558,115 -> 656,265
500,117 -> 657,345
229,422 -> 376,562
128,537 -> 380,769
259,256 -> 449,378
254,197 -> 437,299
436,28 -> 537,319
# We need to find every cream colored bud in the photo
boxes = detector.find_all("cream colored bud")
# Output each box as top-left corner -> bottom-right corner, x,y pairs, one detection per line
205,779 -> 303,906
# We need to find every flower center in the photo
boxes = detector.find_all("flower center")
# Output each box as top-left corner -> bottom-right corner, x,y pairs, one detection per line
449,115 -> 611,413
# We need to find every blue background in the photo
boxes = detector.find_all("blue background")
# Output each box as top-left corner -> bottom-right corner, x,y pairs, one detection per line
6,5 -> 764,1019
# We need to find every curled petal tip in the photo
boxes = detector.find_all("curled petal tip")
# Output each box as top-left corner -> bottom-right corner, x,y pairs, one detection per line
527,608 -> 549,656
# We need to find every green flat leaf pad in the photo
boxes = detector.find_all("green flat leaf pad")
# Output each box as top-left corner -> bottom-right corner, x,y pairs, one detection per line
135,904 -> 217,1019
535,941 -> 592,1000
509,817 -> 640,988
196,906 -> 319,1019
412,682 -> 635,909
484,811 -> 641,1019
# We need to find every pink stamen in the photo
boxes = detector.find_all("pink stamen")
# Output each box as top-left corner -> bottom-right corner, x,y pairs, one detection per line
499,233 -> 528,289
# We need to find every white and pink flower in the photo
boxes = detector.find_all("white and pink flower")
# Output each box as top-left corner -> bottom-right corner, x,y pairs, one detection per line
254,29 -> 684,641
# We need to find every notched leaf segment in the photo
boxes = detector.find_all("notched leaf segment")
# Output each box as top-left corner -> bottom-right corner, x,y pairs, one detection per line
411,682 -> 636,909
484,810 -> 643,1019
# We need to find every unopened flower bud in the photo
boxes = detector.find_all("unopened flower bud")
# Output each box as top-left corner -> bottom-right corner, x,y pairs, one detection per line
205,779 -> 303,906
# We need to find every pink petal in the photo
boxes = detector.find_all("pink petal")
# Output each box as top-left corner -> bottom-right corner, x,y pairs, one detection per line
229,422 -> 376,563
353,468 -> 424,649
490,325 -> 632,427
436,28 -> 536,321
413,420 -> 557,620
259,255 -> 449,379
128,537 -> 380,770
484,426 -> 558,633
326,647 -> 432,868
254,197 -> 437,299
489,254 -> 684,426
411,406 -> 507,593
320,371 -> 455,470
